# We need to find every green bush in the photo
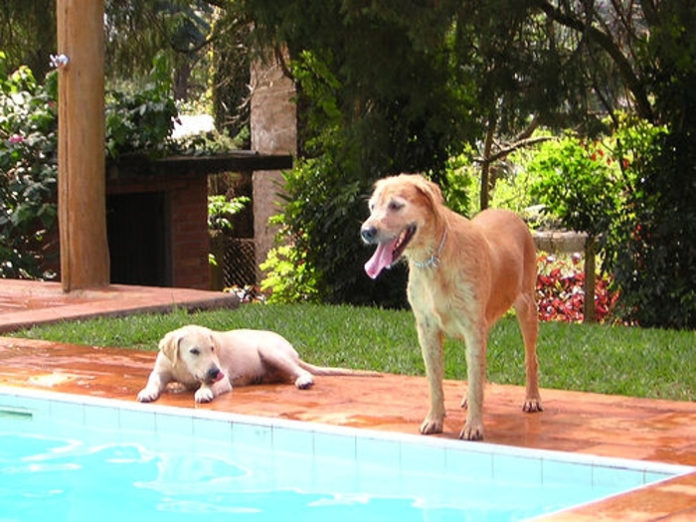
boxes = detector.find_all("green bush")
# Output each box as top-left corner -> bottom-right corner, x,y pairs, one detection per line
260,153 -> 409,307
527,135 -> 620,240
207,194 -> 249,233
0,54 -> 58,278
607,121 -> 695,328
105,54 -> 178,159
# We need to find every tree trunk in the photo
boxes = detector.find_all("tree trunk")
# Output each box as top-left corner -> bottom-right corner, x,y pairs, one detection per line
479,116 -> 496,211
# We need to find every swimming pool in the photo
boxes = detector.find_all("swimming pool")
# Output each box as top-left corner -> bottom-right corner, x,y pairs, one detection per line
0,387 -> 692,521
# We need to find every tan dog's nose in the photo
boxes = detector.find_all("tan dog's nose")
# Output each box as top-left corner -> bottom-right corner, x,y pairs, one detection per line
361,225 -> 377,243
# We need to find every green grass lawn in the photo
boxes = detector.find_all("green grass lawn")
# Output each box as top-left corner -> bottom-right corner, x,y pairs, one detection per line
10,303 -> 696,401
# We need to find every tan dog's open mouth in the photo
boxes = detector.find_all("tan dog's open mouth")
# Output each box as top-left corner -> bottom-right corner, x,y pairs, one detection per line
364,224 -> 416,279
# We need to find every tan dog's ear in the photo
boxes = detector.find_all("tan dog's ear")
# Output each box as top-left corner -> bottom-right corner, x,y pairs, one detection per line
412,174 -> 444,207
159,331 -> 181,366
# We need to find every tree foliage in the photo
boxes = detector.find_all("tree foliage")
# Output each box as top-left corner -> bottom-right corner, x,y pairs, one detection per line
248,1 -> 696,326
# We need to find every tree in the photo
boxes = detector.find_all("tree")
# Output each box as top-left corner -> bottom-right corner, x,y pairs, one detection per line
247,1 -> 696,326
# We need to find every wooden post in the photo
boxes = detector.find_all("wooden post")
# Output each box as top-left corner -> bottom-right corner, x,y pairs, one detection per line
56,0 -> 110,291
583,237 -> 596,323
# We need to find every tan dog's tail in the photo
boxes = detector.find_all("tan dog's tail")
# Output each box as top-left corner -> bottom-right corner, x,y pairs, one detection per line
297,360 -> 382,377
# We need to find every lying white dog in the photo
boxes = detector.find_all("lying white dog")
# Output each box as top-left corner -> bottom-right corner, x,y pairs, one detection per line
137,324 -> 379,404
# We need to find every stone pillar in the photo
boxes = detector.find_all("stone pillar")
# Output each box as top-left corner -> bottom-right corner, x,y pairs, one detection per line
250,49 -> 296,280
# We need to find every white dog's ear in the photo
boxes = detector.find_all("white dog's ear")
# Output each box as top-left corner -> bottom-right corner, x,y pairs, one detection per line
159,331 -> 181,365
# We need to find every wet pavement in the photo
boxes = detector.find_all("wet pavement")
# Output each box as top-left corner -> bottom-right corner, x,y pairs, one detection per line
1,279 -> 695,520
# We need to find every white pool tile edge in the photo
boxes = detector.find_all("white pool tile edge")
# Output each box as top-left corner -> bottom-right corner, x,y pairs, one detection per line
1,385 -> 694,481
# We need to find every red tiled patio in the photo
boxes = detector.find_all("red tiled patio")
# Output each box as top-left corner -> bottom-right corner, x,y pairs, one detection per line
1,279 -> 695,520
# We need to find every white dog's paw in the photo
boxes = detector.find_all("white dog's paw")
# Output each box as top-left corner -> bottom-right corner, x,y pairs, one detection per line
194,386 -> 215,403
137,387 -> 160,403
294,374 -> 314,389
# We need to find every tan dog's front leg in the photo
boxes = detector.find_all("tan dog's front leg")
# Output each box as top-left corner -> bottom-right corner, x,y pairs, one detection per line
460,327 -> 487,440
416,318 -> 446,435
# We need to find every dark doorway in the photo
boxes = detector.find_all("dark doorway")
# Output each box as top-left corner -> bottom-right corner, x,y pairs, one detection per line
106,192 -> 170,286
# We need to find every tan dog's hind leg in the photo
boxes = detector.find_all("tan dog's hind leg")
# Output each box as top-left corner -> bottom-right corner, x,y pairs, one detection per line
514,293 -> 543,412
460,326 -> 487,441
416,318 -> 446,435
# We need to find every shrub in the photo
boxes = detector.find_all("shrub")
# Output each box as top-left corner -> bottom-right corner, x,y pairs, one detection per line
527,135 -> 620,240
607,123 -> 696,328
0,55 -> 58,279
207,195 -> 249,233
260,153 -> 409,307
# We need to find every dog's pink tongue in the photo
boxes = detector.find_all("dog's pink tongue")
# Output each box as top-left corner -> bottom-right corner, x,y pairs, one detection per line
215,371 -> 225,382
364,239 -> 396,279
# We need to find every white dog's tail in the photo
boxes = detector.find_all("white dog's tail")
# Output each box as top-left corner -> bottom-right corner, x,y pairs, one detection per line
297,360 -> 382,377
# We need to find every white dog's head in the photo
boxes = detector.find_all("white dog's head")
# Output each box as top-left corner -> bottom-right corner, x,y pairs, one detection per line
360,173 -> 444,279
158,325 -> 224,384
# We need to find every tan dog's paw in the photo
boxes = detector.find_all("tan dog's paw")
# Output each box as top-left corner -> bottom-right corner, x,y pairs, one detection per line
194,386 -> 215,403
459,421 -> 484,441
136,387 -> 160,403
523,398 -> 543,413
419,416 -> 444,435
295,374 -> 314,389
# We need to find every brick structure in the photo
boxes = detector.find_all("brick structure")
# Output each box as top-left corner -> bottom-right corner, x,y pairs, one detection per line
103,154 -> 292,291
107,168 -> 210,290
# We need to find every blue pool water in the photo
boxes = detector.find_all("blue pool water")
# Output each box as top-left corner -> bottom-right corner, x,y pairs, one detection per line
0,388 -> 691,521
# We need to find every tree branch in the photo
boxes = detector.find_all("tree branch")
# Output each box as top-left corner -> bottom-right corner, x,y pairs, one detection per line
474,135 -> 552,165
530,0 -> 654,122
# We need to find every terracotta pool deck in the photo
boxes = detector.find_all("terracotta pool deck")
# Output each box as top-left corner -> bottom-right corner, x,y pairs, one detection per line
1,280 -> 696,520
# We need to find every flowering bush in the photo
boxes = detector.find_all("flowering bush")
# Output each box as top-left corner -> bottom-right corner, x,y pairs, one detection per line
536,253 -> 618,323
0,56 -> 58,279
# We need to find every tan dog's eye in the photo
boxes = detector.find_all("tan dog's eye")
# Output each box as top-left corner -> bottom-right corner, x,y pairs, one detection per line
388,200 -> 404,211
210,345 -> 215,352
190,348 -> 200,356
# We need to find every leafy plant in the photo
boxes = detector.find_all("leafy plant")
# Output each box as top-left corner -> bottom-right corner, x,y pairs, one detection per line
528,135 -> 619,239
260,243 -> 320,303
606,120 -> 695,328
207,195 -> 249,233
0,53 -> 58,278
105,53 -> 178,159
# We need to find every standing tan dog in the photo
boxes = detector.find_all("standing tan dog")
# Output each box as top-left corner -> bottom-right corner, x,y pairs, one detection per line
361,173 -> 542,440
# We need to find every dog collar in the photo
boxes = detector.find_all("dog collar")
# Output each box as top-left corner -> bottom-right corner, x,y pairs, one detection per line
412,228 -> 447,269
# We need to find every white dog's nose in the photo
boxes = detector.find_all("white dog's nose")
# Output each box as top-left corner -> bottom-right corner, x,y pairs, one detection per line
206,366 -> 221,381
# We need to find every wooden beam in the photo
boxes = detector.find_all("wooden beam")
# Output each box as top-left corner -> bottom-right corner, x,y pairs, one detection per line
56,0 -> 110,291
